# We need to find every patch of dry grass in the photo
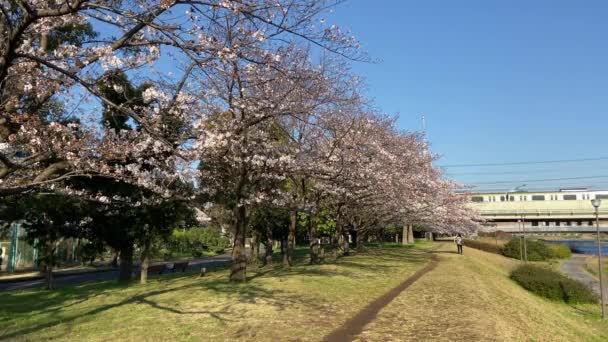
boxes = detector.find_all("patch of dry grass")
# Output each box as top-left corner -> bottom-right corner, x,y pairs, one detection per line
584,255 -> 608,280
0,244 -> 433,341
355,244 -> 608,342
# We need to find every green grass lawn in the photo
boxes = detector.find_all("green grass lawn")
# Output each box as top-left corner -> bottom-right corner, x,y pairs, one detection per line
3,241 -> 606,341
355,243 -> 608,342
0,242 -> 433,341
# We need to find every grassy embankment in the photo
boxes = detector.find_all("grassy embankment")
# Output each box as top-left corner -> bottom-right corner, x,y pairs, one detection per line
355,243 -> 608,342
0,242 -> 434,341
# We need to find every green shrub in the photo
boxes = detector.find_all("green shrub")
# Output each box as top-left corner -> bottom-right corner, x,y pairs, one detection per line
463,239 -> 502,255
547,244 -> 572,259
502,238 -> 554,261
168,226 -> 230,258
510,265 -> 598,303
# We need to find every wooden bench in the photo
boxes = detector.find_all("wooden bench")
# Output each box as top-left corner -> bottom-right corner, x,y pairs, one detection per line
172,261 -> 189,272
147,264 -> 167,275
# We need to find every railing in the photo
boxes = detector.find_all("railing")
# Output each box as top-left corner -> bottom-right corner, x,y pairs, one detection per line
478,209 -> 608,217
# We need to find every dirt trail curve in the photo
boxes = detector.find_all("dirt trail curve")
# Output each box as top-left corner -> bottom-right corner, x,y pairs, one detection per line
323,253 -> 439,342
561,254 -> 601,295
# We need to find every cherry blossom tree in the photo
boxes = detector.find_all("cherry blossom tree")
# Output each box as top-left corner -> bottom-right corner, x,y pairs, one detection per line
0,1 -> 483,285
0,0 -> 362,199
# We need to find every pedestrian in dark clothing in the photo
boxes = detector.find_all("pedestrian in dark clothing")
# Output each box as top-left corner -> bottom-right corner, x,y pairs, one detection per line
455,234 -> 463,255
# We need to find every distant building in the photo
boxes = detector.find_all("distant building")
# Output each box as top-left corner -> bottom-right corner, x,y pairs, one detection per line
467,188 -> 608,232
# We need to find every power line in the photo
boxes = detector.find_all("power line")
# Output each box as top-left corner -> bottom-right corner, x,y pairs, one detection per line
438,157 -> 608,168
456,183 -> 608,192
446,167 -> 608,176
466,175 -> 608,185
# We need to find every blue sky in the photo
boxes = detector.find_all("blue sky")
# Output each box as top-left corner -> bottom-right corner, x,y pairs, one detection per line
328,0 -> 608,191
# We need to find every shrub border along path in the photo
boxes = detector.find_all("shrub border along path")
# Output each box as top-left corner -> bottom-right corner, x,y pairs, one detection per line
323,253 -> 440,342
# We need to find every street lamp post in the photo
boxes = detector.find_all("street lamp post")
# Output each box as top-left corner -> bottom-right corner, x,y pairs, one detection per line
592,198 -> 605,319
517,219 -> 523,262
507,185 -> 527,261
522,214 -> 527,262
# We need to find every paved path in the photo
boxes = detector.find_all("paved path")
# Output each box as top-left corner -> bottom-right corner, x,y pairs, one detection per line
0,254 -> 232,291
560,253 -> 601,295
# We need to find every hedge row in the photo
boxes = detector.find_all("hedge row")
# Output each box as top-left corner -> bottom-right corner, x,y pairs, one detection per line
511,264 -> 598,304
463,239 -> 502,255
502,238 -> 571,261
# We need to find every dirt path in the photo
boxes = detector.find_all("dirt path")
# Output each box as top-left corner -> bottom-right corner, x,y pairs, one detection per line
561,254 -> 601,295
323,253 -> 439,342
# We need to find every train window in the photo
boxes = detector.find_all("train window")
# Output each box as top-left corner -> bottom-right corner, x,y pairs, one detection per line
471,196 -> 484,202
597,194 -> 608,200
555,221 -> 560,226
563,194 -> 577,200
532,195 -> 545,201
509,196 -> 515,201
500,196 -> 505,201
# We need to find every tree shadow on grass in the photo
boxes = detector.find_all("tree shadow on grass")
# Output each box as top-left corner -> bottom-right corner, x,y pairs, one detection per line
0,245 -> 429,340
429,250 -> 459,255
0,270 -> 331,340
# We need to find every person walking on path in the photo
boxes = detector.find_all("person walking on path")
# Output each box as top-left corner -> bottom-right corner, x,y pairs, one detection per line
454,234 -> 463,255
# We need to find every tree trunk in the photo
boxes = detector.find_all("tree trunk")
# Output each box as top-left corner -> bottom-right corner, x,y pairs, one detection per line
264,240 -> 273,266
281,239 -> 288,266
407,224 -> 414,244
250,231 -> 260,266
356,229 -> 366,251
111,249 -> 119,268
230,205 -> 247,282
118,243 -> 134,282
45,264 -> 53,290
335,219 -> 350,257
140,239 -> 150,284
342,231 -> 350,256
43,243 -> 54,290
309,211 -> 320,265
285,209 -> 297,267
402,224 -> 415,244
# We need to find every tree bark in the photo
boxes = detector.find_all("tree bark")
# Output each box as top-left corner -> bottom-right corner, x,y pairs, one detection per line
281,239 -> 288,266
230,205 -> 247,282
250,231 -> 260,266
140,238 -> 150,284
111,249 -> 119,268
342,231 -> 350,256
356,229 -> 366,251
118,243 -> 134,282
334,215 -> 349,257
45,264 -> 53,290
309,211 -> 320,265
285,209 -> 297,267
264,239 -> 273,266
407,224 -> 414,244
402,224 -> 415,244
